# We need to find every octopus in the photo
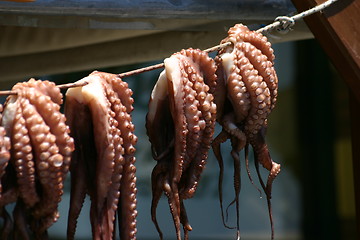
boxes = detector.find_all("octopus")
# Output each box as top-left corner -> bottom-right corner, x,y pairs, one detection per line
212,23 -> 281,239
146,48 -> 217,240
0,78 -> 75,239
0,104 -> 11,239
0,104 -> 11,199
64,71 -> 138,240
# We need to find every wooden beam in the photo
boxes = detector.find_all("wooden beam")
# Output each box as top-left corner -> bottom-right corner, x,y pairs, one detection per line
291,0 -> 360,236
291,0 -> 360,101
0,30 -> 223,84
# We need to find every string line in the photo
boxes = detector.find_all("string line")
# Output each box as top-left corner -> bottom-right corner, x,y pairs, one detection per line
0,0 -> 338,95
116,0 -> 338,79
256,0 -> 338,33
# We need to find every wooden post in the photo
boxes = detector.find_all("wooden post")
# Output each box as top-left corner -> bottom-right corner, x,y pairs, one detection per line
291,0 -> 360,236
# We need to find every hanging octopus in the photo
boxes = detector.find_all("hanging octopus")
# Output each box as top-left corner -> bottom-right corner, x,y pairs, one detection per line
0,79 -> 75,239
212,23 -> 281,239
146,48 -> 217,240
64,71 -> 138,240
0,104 -> 11,198
0,104 -> 11,240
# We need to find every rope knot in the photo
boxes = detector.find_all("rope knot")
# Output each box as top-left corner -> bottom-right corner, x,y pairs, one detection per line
274,16 -> 295,34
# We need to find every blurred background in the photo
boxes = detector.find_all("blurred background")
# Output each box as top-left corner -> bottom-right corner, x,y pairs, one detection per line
0,0 -> 356,239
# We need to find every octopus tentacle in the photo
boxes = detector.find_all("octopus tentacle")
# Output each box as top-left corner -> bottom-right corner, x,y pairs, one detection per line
221,51 -> 251,123
181,69 -> 202,173
162,56 -> 189,240
36,95 -> 74,176
106,117 -> 124,240
13,200 -> 31,240
93,96 -> 115,220
244,144 -> 262,195
24,102 -> 59,206
0,105 -> 11,198
117,135 -> 138,240
10,98 -> 39,208
151,162 -> 168,240
0,188 -> 18,207
109,89 -> 137,240
232,43 -> 272,139
182,67 -> 216,198
37,212 -> 60,239
65,98 -> 92,240
183,48 -> 218,95
240,42 -> 278,108
163,177 -> 182,240
146,70 -> 175,240
212,130 -> 236,229
1,97 -> 19,209
99,85 -> 125,240
229,137 -> 244,238
20,96 -> 62,220
180,200 -> 192,240
213,58 -> 228,121
165,56 -> 188,184
93,72 -> 138,240
0,207 -> 13,240
221,113 -> 246,145
254,148 -> 275,240
109,75 -> 134,114
252,125 -> 281,179
249,125 -> 280,239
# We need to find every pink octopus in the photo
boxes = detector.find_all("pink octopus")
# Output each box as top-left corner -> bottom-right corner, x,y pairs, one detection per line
212,24 -> 281,239
146,48 -> 217,240
65,71 -> 137,240
0,79 -> 74,239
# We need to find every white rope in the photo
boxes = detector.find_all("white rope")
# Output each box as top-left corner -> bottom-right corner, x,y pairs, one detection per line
119,0 -> 339,78
256,0 -> 338,34
0,0 -> 340,95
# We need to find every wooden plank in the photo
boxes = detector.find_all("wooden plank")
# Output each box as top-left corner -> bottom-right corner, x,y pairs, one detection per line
291,0 -> 360,236
291,0 -> 360,102
0,0 -> 295,29
0,30 -> 224,84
